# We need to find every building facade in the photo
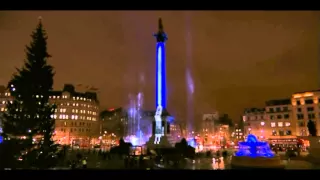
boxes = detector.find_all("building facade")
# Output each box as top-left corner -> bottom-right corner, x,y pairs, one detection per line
0,84 -> 100,147
100,107 -> 127,138
232,123 -> 244,141
243,108 -> 267,140
291,90 -> 320,136
243,99 -> 297,146
201,112 -> 219,137
50,84 -> 100,146
265,99 -> 297,145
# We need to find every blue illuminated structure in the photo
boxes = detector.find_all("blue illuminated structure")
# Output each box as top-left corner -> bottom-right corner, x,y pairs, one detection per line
235,134 -> 274,158
0,127 -> 2,144
154,18 -> 168,109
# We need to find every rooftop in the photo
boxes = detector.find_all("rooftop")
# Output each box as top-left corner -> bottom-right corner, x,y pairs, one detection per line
244,108 -> 265,114
50,84 -> 98,103
293,89 -> 320,94
265,98 -> 291,106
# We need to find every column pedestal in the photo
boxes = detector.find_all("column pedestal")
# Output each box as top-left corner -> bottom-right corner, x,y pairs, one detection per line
146,115 -> 172,149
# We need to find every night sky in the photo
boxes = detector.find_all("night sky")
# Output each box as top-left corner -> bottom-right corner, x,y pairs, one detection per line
0,11 -> 319,129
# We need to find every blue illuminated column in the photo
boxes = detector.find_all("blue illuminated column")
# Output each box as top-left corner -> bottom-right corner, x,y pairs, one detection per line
156,42 -> 166,108
154,18 -> 168,109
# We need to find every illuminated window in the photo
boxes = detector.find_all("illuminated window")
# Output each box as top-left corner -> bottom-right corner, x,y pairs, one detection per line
285,122 -> 291,127
278,122 -> 283,127
271,122 -> 276,127
260,122 -> 265,126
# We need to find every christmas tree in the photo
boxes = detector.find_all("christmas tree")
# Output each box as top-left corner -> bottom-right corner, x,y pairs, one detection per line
1,18 -> 57,169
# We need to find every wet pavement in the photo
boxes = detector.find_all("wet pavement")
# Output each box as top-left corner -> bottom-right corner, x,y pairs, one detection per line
62,150 -> 320,170
184,157 -> 230,170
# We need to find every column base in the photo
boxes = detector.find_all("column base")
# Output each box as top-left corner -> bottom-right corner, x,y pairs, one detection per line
146,135 -> 172,149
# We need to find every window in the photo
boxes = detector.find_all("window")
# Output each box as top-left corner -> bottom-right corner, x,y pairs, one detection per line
285,122 -> 291,127
298,121 -> 305,127
307,107 -> 314,112
279,130 -> 284,136
276,107 -> 281,112
260,122 -> 265,126
278,122 -> 283,127
308,113 -> 315,119
286,130 -> 292,135
297,100 -> 301,105
297,114 -> 304,120
297,108 -> 302,112
305,99 -> 314,104
277,115 -> 282,119
272,130 -> 277,136
269,108 -> 274,113
271,122 -> 276,127
284,114 -> 289,119
270,115 -> 274,120
283,107 -> 289,111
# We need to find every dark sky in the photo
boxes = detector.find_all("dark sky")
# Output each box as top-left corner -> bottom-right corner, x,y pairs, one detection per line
0,11 -> 319,129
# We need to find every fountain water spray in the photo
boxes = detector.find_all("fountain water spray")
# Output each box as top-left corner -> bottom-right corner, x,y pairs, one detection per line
235,134 -> 274,158
125,92 -> 149,146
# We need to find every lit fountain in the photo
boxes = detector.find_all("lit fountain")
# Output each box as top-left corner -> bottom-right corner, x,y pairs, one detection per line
231,134 -> 284,169
125,92 -> 150,146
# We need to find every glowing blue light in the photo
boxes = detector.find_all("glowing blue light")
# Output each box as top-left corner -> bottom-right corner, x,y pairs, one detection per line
156,42 -> 166,108
186,69 -> 194,94
235,134 -> 274,158
0,127 -> 2,144
167,116 -> 174,123
188,138 -> 197,148
157,46 -> 162,107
